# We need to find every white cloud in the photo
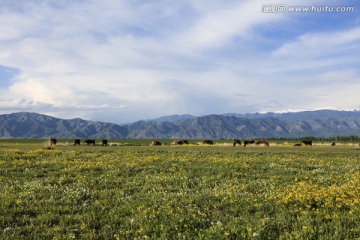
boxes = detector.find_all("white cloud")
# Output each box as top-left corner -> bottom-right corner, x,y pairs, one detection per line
0,0 -> 359,122
273,27 -> 360,59
172,1 -> 278,50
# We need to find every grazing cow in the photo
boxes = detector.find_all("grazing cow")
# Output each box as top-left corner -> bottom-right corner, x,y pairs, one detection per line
102,139 -> 108,146
233,139 -> 241,147
294,143 -> 302,147
49,138 -> 57,145
256,140 -> 269,146
331,142 -> 336,146
84,139 -> 96,145
302,140 -> 313,146
203,140 -> 214,145
74,139 -> 81,146
150,140 -> 161,146
244,140 -> 255,147
172,140 -> 184,145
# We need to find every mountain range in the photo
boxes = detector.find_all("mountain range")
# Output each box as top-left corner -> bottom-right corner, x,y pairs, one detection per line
1,110 -> 360,139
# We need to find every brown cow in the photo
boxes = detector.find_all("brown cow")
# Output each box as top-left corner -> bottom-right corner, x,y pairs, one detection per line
244,140 -> 255,147
256,140 -> 269,146
294,143 -> 302,147
331,142 -> 336,146
150,140 -> 161,146
172,140 -> 184,145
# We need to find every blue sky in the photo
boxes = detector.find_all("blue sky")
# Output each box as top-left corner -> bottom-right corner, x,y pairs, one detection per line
0,0 -> 359,123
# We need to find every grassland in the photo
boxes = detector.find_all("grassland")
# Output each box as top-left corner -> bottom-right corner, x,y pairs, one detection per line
0,140 -> 360,239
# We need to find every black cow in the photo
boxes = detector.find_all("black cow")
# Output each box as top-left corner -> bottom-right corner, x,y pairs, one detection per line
49,138 -> 57,145
74,139 -> 81,146
102,139 -> 108,146
294,143 -> 302,147
203,140 -> 214,145
244,140 -> 255,147
84,139 -> 96,145
182,140 -> 189,144
233,139 -> 241,147
150,140 -> 161,146
302,140 -> 313,146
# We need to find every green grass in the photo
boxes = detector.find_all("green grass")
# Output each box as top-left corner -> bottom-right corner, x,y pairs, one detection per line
0,141 -> 360,239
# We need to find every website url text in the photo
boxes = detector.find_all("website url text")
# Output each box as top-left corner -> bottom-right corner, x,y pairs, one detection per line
262,5 -> 355,13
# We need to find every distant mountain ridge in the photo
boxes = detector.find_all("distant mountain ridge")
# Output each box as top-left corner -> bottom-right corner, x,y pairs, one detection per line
0,112 -> 127,139
221,110 -> 360,121
1,110 -> 360,139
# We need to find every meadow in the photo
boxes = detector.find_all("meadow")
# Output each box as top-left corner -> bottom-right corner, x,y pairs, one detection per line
0,140 -> 360,239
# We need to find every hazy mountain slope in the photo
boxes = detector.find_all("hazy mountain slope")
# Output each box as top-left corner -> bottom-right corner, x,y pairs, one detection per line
125,120 -> 179,139
0,112 -> 128,139
151,114 -> 196,122
1,110 -> 360,139
223,110 -> 360,121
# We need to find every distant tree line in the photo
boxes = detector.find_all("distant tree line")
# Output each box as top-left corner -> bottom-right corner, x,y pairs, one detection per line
268,135 -> 360,142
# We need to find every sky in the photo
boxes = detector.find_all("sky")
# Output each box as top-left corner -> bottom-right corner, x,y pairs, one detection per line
0,0 -> 359,123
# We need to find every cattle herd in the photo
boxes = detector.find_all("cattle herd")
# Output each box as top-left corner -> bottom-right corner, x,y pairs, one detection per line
153,139 -> 312,147
48,138 -> 345,147
49,138 -> 108,146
